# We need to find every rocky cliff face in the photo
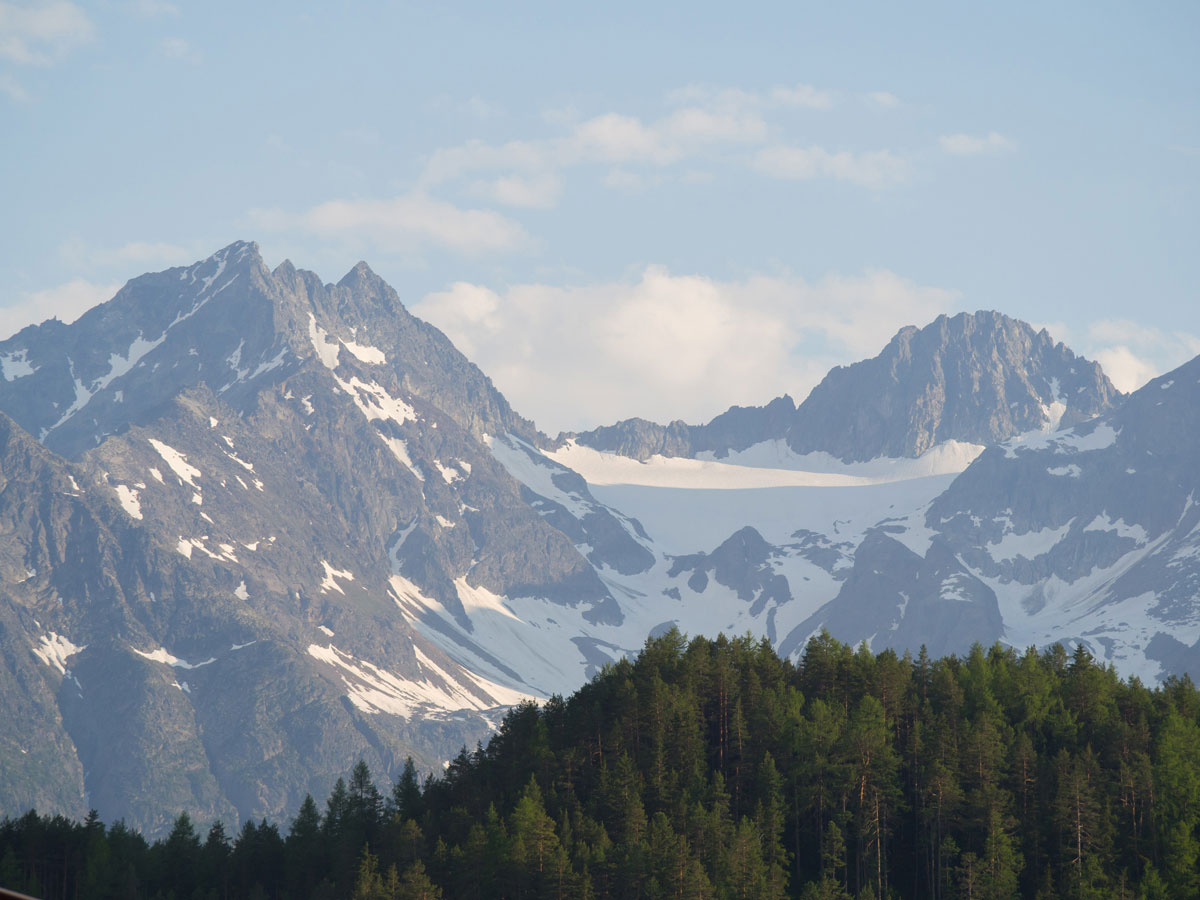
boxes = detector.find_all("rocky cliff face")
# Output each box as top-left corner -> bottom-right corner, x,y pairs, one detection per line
566,396 -> 799,461
786,310 -> 1121,461
0,242 -> 645,835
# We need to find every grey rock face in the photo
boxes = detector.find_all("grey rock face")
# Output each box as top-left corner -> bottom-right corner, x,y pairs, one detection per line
787,310 -> 1122,461
566,396 -> 797,461
669,528 -> 792,615
0,242 -> 615,836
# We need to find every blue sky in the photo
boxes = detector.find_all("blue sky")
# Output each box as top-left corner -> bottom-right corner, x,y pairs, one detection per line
2,1 -> 1198,431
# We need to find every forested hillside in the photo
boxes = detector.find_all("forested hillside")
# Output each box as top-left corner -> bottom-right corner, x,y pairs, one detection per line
4,630 -> 1199,899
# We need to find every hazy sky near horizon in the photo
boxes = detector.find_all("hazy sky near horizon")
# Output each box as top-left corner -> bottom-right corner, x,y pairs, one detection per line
2,1 -> 1198,432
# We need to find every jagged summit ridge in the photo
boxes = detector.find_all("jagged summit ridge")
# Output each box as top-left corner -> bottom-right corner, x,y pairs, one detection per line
568,310 -> 1121,463
0,242 -> 542,459
788,310 -> 1121,461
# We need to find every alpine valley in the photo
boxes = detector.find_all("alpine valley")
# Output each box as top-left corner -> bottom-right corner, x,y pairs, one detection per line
2,241 -> 1195,836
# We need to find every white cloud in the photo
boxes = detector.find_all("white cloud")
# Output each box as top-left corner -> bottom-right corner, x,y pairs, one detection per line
0,71 -> 27,100
939,131 -> 1016,155
753,145 -> 910,188
472,173 -> 562,209
248,192 -> 532,256
866,91 -> 900,108
412,267 -> 958,432
419,83 -> 916,207
0,0 -> 93,65
422,138 -> 551,185
158,36 -> 199,63
0,278 -> 118,339
421,103 -> 767,194
571,112 -> 680,164
1090,346 -> 1160,394
603,168 -> 657,192
669,82 -> 834,111
1081,319 -> 1200,393
768,83 -> 835,109
465,95 -> 502,120
59,238 -> 198,270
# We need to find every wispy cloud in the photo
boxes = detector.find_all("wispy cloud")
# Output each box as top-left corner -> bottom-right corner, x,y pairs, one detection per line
0,277 -> 119,339
0,71 -> 27,100
1081,319 -> 1200,393
472,173 -> 562,209
865,91 -> 900,108
769,83 -> 835,109
753,145 -> 910,189
248,192 -> 532,256
412,267 -> 958,432
668,82 -> 835,111
422,83 -> 911,205
939,131 -> 1016,155
423,104 -> 766,188
0,1 -> 93,66
158,36 -> 199,63
58,237 -> 198,271
124,0 -> 178,17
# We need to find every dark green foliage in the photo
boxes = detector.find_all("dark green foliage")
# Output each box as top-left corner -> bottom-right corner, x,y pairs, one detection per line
3,631 -> 1200,898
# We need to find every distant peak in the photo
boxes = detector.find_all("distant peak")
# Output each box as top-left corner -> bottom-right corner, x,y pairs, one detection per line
214,239 -> 261,262
180,241 -> 265,281
337,260 -> 381,290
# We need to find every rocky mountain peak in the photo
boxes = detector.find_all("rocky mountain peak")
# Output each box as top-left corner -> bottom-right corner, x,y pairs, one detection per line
336,260 -> 381,291
786,309 -> 1121,461
0,243 -> 546,459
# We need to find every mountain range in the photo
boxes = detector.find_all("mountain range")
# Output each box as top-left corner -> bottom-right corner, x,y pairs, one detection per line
1,241 -> 1193,837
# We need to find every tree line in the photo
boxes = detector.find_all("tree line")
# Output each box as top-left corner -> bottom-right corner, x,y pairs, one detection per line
3,630 -> 1200,898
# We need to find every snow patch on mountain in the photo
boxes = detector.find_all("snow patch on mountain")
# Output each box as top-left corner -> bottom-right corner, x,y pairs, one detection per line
342,337 -> 386,365
306,642 -> 529,719
434,460 -> 464,484
1048,464 -> 1081,478
32,633 -> 86,674
454,576 -> 521,623
319,561 -> 354,595
148,438 -> 201,488
113,484 -> 143,519
1083,514 -> 1149,545
307,314 -> 342,370
132,646 -> 216,669
0,349 -> 35,381
379,435 -> 423,481
1004,422 -> 1120,458
334,376 -> 417,426
988,522 -> 1073,563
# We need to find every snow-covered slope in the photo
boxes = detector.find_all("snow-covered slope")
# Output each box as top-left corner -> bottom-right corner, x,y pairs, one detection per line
784,357 -> 1200,680
402,433 -> 974,692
